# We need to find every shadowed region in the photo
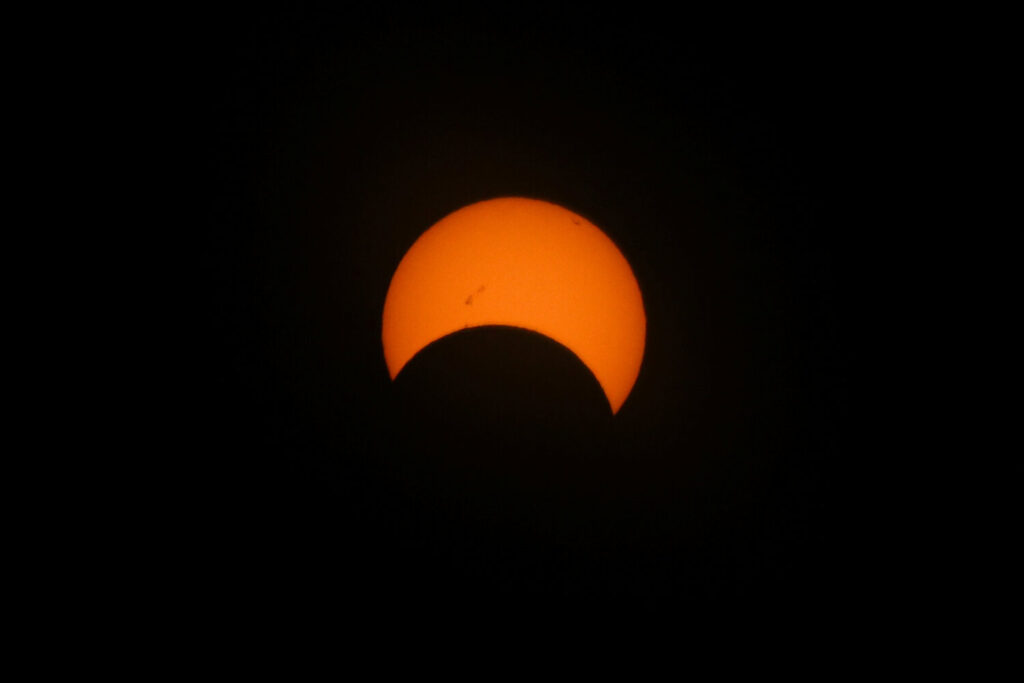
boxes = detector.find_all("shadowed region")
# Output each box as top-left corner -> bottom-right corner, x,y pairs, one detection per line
387,326 -> 618,525
391,325 -> 612,444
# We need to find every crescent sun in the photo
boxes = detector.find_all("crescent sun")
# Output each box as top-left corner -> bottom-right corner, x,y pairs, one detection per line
382,197 -> 646,413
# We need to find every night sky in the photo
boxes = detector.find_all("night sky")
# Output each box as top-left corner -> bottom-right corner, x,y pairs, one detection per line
191,9 -> 860,608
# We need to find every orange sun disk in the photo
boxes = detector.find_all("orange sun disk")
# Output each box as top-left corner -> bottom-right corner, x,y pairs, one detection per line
382,197 -> 646,413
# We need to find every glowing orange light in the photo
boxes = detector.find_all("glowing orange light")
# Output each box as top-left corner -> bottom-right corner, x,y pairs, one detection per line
382,197 -> 645,413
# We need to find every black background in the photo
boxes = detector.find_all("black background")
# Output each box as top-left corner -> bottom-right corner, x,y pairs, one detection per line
191,8 -> 860,608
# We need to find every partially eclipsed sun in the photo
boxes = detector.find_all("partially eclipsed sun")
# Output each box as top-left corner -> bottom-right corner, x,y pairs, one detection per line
382,197 -> 646,413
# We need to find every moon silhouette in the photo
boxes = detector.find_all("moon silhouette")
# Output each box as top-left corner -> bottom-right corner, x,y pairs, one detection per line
382,197 -> 646,413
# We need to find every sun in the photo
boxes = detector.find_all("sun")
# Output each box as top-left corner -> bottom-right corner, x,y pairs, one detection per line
382,197 -> 645,413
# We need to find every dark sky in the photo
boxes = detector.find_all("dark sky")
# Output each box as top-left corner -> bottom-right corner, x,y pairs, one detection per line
192,9 -> 861,608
